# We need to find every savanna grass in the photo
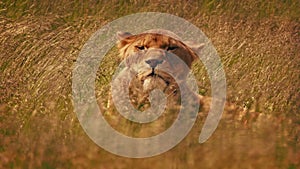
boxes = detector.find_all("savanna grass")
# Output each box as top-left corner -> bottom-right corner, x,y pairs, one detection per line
0,0 -> 299,168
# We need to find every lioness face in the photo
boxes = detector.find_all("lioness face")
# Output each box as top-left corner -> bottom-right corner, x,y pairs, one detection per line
114,30 -> 205,110
117,31 -> 202,94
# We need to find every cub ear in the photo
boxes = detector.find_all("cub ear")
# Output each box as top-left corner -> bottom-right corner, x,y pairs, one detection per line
184,41 -> 205,53
117,31 -> 133,40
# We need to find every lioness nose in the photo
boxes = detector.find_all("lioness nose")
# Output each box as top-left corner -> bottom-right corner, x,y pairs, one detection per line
145,59 -> 163,68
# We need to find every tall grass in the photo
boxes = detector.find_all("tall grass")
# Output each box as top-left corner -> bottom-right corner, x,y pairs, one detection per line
0,0 -> 299,168
1,0 -> 299,20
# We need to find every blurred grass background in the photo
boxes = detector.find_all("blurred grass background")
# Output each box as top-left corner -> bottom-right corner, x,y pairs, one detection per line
0,0 -> 299,168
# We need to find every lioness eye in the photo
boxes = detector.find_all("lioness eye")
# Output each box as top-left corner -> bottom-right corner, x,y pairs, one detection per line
167,46 -> 178,51
135,45 -> 145,50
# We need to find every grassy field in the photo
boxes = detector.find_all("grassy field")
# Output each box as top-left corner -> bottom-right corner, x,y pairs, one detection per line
0,0 -> 299,168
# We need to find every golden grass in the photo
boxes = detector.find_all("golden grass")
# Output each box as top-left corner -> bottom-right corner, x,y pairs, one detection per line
0,0 -> 299,168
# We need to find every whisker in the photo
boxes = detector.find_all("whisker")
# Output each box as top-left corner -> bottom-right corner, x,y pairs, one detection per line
155,88 -> 178,108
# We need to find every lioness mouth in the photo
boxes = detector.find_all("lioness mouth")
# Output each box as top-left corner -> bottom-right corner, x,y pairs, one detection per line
140,69 -> 169,83
146,70 -> 167,82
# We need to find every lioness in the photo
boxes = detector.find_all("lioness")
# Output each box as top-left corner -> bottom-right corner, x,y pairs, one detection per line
105,30 -> 252,137
111,29 -> 204,112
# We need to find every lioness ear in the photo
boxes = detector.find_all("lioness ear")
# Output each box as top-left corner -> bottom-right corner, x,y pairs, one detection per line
184,41 -> 205,53
117,31 -> 133,40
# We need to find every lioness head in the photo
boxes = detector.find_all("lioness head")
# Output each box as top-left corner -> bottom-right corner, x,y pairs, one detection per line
116,29 -> 204,109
